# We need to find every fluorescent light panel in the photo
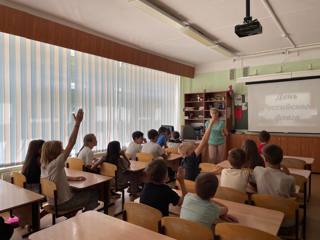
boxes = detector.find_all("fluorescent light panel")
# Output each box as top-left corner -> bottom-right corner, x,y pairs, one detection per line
130,0 -> 234,58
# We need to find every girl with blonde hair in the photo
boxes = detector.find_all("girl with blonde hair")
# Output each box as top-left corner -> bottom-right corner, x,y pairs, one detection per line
41,109 -> 98,212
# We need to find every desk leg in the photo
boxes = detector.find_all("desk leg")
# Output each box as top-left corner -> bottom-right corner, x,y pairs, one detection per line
103,181 -> 110,215
22,202 -> 40,238
308,172 -> 312,202
303,182 -> 307,240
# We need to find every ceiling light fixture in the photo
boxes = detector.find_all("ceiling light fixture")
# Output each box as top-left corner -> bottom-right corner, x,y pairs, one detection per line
130,0 -> 234,58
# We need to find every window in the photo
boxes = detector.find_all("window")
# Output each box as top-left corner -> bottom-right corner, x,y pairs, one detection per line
0,32 -> 180,167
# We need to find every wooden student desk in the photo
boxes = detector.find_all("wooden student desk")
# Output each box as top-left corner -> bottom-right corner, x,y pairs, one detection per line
0,180 -> 44,232
170,194 -> 284,236
128,160 -> 148,172
29,211 -> 174,240
165,153 -> 183,171
65,168 -> 112,214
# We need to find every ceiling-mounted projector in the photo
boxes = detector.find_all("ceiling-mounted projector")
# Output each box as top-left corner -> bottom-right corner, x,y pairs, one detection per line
235,0 -> 262,37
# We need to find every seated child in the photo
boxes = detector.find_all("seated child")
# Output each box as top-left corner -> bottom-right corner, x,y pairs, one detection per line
156,127 -> 171,147
253,144 -> 295,198
77,134 -> 97,166
22,139 -> 45,192
92,141 -> 130,189
140,160 -> 187,216
258,130 -> 270,154
242,139 -> 265,169
167,131 -> 182,149
41,109 -> 99,213
141,129 -> 166,159
126,131 -> 146,160
180,173 -> 228,229
220,148 -> 250,193
178,116 -> 217,181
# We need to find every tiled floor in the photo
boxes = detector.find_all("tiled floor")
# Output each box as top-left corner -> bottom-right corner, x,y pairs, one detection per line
4,174 -> 320,239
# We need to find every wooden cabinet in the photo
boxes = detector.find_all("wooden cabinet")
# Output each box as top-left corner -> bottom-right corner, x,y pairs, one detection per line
229,133 -> 320,172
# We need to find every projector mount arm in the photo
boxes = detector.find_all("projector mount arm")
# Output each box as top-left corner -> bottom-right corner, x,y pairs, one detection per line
244,0 -> 253,23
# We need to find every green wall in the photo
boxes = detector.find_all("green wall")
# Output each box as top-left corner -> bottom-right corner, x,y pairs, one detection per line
180,58 -> 320,126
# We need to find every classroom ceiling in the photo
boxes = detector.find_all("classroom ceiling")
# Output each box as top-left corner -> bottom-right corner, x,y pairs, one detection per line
5,0 -> 320,66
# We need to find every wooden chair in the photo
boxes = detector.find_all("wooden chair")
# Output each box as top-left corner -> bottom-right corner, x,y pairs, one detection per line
100,162 -> 127,214
123,202 -> 162,232
161,216 -> 213,240
199,163 -> 222,174
11,172 -> 26,188
251,194 -> 301,240
176,179 -> 196,193
165,147 -> 179,154
215,186 -> 248,204
66,157 -> 84,171
136,152 -> 153,162
282,157 -> 306,169
40,178 -> 83,225
215,223 -> 281,240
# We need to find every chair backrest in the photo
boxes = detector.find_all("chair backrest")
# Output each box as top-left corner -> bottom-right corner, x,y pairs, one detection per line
100,162 -> 117,177
66,157 -> 84,171
282,157 -> 305,169
161,217 -> 212,240
124,202 -> 162,232
251,194 -> 299,220
199,163 -> 222,174
215,223 -> 280,240
215,186 -> 248,204
181,125 -> 196,140
40,178 -> 57,199
136,152 -> 153,162
165,147 -> 179,154
176,179 -> 196,193
291,173 -> 307,193
11,172 -> 26,188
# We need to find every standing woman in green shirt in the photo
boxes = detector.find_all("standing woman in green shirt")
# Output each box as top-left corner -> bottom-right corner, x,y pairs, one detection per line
205,108 -> 228,163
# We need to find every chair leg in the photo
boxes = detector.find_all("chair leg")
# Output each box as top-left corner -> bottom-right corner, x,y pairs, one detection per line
121,189 -> 125,211
295,210 -> 299,240
52,214 -> 56,225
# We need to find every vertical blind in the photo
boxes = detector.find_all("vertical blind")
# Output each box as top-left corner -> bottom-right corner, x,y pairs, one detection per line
0,32 -> 180,167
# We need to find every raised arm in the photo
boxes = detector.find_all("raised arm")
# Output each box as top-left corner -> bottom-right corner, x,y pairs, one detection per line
176,167 -> 187,206
194,118 -> 214,157
63,109 -> 83,158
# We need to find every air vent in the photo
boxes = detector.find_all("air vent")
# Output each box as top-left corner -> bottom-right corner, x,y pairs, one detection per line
229,69 -> 236,80
243,66 -> 249,77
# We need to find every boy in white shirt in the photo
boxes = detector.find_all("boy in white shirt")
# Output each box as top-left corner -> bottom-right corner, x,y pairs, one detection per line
253,144 -> 295,198
126,131 -> 146,160
141,129 -> 166,159
220,148 -> 250,193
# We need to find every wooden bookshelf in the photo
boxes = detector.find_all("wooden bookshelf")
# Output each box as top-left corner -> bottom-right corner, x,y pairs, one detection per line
183,91 -> 232,131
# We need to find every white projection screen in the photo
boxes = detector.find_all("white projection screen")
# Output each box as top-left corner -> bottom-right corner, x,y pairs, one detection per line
248,78 -> 320,133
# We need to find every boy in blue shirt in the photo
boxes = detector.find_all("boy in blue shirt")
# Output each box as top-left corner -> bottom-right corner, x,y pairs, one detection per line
157,127 -> 171,147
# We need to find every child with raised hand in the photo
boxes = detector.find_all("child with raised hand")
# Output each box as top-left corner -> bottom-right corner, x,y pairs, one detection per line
41,109 -> 99,212
180,173 -> 230,229
178,114 -> 218,181
140,160 -> 187,216
220,148 -> 250,193
77,134 -> 97,166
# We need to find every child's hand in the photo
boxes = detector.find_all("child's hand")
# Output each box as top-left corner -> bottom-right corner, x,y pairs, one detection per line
73,109 -> 84,124
176,167 -> 185,180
